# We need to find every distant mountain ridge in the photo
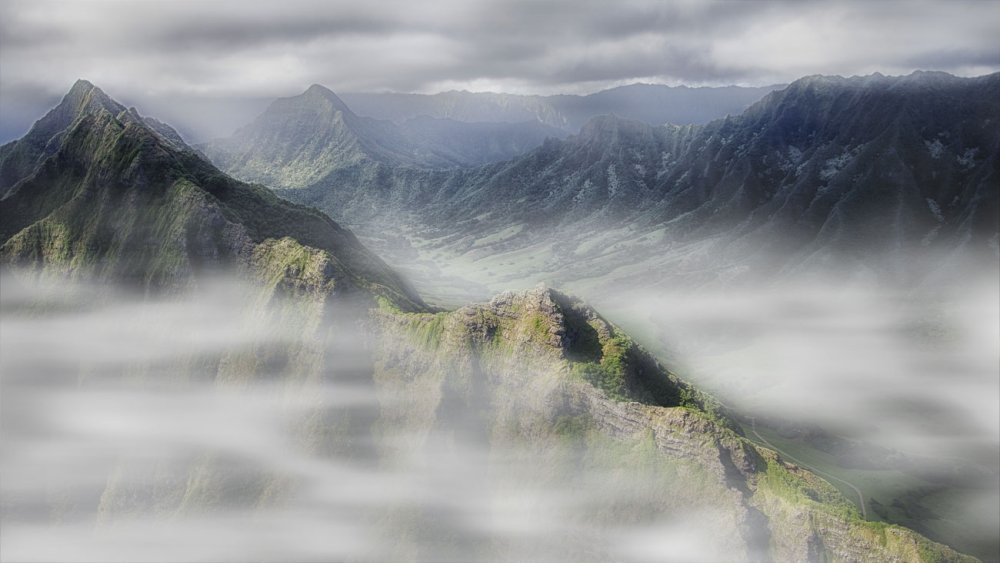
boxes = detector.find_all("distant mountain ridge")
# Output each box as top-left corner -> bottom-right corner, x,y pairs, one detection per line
246,71 -> 1000,293
339,82 -> 783,130
201,84 -> 568,189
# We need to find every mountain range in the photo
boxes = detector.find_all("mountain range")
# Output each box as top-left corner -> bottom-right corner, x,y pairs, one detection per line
205,71 -> 999,299
201,84 -> 570,190
0,80 -> 983,561
339,82 -> 783,131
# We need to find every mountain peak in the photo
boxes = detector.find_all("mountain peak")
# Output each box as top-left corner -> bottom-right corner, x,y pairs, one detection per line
0,80 -> 204,196
301,83 -> 353,113
61,79 -> 123,117
7,79 -> 125,155
305,83 -> 331,94
68,78 -> 96,94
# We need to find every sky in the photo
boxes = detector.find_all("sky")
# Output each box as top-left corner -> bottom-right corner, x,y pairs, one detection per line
1,0 -> 999,141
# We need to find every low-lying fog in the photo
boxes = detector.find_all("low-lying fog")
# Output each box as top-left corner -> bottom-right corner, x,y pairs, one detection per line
594,271 -> 1000,559
366,226 -> 1000,558
601,278 -> 999,464
0,272 -> 756,562
1,263 -> 997,561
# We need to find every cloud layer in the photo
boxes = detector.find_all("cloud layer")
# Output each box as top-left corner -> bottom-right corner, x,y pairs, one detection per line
0,272 -> 760,562
1,0 -> 998,141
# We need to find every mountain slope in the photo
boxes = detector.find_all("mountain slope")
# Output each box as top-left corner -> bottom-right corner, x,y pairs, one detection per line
454,71 -> 1000,256
0,80 -> 423,310
643,71 -> 1000,265
554,83 -> 785,129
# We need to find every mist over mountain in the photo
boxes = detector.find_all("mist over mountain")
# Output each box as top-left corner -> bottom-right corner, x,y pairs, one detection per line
339,83 -> 782,130
2,80 -> 984,562
223,72 -> 998,295
198,73 -> 1000,561
201,84 -> 568,190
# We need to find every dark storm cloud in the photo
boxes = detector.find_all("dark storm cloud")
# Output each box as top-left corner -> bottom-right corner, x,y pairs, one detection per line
1,0 -> 998,142
158,18 -> 392,49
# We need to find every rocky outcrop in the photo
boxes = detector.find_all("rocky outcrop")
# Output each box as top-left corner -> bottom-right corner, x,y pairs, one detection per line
372,286 -> 977,562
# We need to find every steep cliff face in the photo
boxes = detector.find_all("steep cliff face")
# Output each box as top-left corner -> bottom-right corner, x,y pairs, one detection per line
0,80 -> 128,197
371,286 -> 976,562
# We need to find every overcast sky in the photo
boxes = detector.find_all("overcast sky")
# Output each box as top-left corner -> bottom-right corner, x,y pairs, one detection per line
1,0 -> 998,141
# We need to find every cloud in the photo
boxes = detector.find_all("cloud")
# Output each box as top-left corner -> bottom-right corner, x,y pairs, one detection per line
603,278 -> 1000,458
0,271 -> 769,562
1,0 -> 997,139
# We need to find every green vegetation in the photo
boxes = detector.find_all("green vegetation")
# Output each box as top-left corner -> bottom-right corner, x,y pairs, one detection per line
761,457 -> 859,519
745,421 -> 993,561
406,313 -> 448,350
552,414 -> 592,440
572,361 -> 626,400
528,312 -> 551,341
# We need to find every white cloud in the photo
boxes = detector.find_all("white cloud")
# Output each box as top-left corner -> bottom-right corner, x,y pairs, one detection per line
1,0 -> 997,141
